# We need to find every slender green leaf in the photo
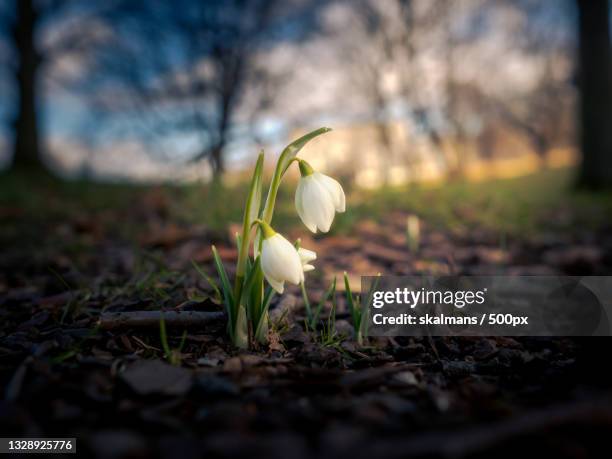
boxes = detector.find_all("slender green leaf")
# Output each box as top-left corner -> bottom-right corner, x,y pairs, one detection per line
212,245 -> 235,336
255,285 -> 275,344
255,311 -> 269,344
327,297 -> 337,339
250,267 -> 264,324
159,313 -> 171,357
343,272 -> 358,327
212,246 -> 233,304
241,257 -> 262,318
235,305 -> 249,349
236,152 -> 264,281
356,276 -> 380,345
248,153 -> 264,223
178,330 -> 188,353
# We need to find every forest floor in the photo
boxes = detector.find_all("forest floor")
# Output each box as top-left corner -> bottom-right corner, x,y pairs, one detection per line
1,168 -> 612,458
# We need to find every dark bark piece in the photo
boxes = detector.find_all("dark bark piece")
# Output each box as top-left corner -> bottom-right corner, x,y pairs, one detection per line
576,0 -> 612,189
98,311 -> 225,330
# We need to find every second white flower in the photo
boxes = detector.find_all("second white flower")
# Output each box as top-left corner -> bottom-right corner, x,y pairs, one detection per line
260,223 -> 304,294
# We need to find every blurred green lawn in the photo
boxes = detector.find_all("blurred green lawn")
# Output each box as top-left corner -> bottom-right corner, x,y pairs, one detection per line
1,167 -> 610,241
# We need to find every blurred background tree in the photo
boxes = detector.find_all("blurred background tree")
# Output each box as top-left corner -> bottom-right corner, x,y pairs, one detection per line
0,0 -> 320,178
576,0 -> 612,189
1,0 -> 112,173
84,0 -> 320,176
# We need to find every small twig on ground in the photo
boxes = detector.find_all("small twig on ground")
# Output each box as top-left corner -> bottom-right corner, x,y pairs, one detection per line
98,311 -> 225,330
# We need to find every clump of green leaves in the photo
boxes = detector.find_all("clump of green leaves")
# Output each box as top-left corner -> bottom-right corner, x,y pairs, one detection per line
208,128 -> 332,348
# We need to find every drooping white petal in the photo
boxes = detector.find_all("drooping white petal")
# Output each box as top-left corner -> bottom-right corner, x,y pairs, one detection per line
300,175 -> 335,232
298,247 -> 316,263
314,172 -> 346,213
266,275 -> 285,294
264,235 -> 303,284
298,247 -> 317,272
261,234 -> 304,293
295,180 -> 317,233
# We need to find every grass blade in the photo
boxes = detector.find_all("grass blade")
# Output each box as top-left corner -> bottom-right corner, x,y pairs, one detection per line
191,259 -> 222,302
359,275 -> 381,343
159,312 -> 171,358
365,274 -> 381,312
212,245 -> 235,336
343,272 -> 358,327
300,282 -> 312,324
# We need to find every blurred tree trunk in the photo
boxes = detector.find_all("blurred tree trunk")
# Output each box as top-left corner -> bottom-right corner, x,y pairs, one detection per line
11,0 -> 44,173
210,78 -> 233,176
576,0 -> 612,189
206,100 -> 229,176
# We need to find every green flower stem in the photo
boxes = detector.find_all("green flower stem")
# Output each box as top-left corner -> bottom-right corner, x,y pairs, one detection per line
261,164 -> 286,224
262,127 -> 331,224
300,281 -> 312,323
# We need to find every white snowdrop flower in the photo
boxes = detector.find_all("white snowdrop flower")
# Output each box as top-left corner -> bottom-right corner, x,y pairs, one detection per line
259,222 -> 304,294
295,160 -> 345,233
298,247 -> 317,272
